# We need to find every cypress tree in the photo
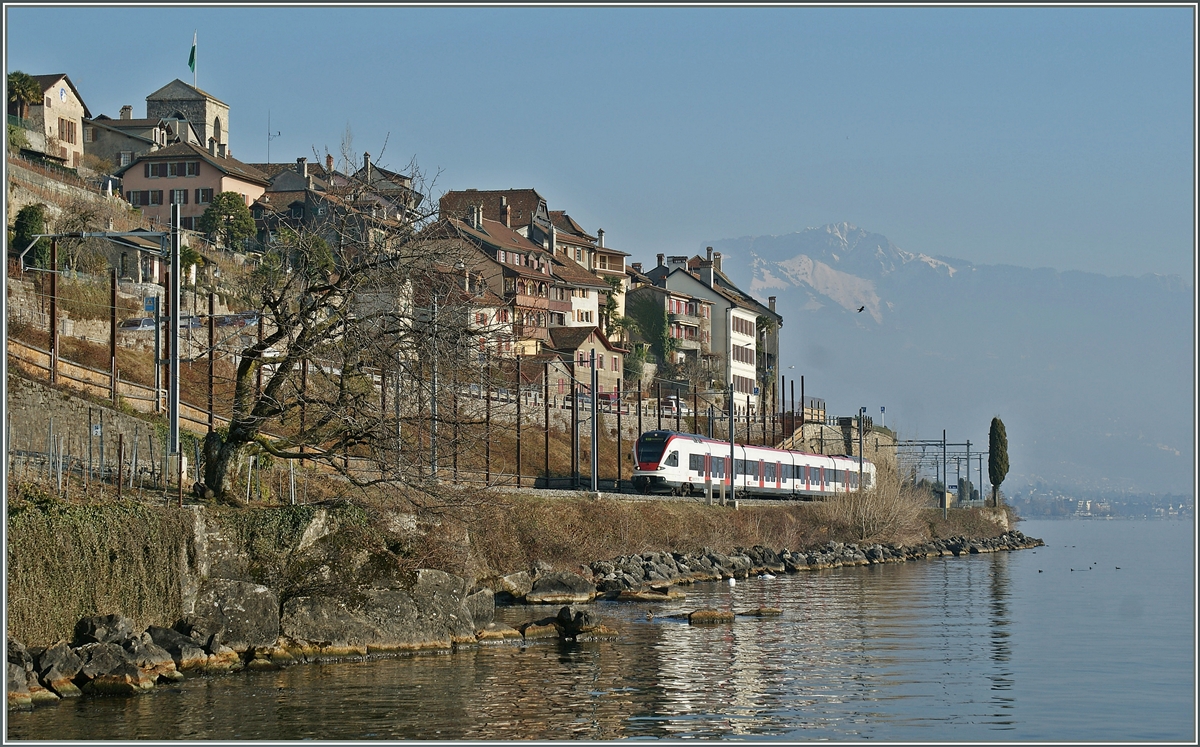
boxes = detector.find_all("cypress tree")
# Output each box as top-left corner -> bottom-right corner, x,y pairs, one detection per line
988,416 -> 1009,507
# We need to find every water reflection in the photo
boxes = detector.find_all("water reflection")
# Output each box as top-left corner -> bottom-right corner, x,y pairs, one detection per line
10,554 -> 1027,741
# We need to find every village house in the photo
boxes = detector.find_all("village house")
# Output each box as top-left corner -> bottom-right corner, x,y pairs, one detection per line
115,141 -> 268,231
15,73 -> 91,169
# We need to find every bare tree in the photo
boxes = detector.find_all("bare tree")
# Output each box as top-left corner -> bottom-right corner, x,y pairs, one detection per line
198,144 -> 508,505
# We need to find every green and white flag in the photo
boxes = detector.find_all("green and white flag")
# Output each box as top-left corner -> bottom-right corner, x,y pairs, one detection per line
188,32 -> 196,73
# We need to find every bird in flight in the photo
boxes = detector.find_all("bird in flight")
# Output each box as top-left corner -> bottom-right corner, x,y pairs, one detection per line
857,306 -> 865,313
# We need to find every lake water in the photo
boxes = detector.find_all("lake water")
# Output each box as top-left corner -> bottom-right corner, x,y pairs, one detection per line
6,518 -> 1194,741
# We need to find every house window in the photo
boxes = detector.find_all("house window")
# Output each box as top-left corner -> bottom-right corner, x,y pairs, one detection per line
578,352 -> 587,366
181,216 -> 195,230
186,161 -> 199,176
196,188 -> 214,204
83,126 -> 93,143
475,312 -> 487,325
498,250 -> 506,263
45,96 -> 52,108
613,355 -> 618,371
150,190 -> 163,206
598,355 -> 605,370
57,118 -> 77,144
170,189 -> 188,204
119,151 -> 132,167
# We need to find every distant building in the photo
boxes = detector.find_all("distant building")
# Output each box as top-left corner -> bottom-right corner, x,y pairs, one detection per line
19,73 -> 91,168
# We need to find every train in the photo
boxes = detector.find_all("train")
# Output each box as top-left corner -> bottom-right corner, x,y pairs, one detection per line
631,430 -> 875,499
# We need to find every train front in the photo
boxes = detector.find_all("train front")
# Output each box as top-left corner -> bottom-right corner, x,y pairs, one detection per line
631,430 -> 678,494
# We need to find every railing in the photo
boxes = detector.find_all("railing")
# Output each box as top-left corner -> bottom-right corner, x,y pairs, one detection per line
8,114 -> 34,130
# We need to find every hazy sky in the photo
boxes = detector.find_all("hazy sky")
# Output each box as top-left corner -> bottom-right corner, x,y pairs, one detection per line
6,5 -> 1195,280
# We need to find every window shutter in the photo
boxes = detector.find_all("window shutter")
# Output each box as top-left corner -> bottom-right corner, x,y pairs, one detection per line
144,163 -> 150,178
182,189 -> 188,204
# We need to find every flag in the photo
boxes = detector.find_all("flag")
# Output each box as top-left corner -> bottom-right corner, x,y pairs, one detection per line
188,32 -> 196,73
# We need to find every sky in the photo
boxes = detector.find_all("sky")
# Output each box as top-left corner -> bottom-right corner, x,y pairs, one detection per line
6,5 -> 1195,281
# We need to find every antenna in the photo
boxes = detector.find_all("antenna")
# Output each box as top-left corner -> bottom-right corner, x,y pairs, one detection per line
266,110 -> 281,164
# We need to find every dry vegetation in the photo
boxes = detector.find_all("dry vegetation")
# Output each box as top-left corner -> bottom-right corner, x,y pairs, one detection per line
814,462 -> 930,545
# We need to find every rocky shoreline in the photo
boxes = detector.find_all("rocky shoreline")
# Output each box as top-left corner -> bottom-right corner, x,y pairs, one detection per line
7,529 -> 1042,711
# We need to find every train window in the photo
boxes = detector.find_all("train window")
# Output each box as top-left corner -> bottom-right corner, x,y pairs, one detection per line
689,454 -> 704,472
765,462 -> 776,480
665,451 -> 679,467
636,434 -> 669,464
712,457 -> 725,478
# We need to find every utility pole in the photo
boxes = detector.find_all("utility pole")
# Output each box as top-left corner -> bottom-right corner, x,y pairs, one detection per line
515,355 -> 522,488
590,349 -> 598,493
49,238 -> 58,385
942,429 -> 948,519
110,268 -> 117,404
728,381 -> 736,506
168,204 -> 180,456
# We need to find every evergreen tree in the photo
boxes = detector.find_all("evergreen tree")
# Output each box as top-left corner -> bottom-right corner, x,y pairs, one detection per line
11,203 -> 48,268
197,191 -> 256,249
988,416 -> 1009,507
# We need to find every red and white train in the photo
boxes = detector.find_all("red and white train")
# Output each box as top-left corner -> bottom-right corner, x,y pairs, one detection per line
631,430 -> 875,499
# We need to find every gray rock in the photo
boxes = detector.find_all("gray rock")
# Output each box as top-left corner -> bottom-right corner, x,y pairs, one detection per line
122,633 -> 182,682
73,614 -> 136,646
526,570 -> 596,604
7,662 -> 31,710
464,588 -> 495,629
147,626 -> 209,671
281,569 -> 479,653
182,579 -> 280,653
34,642 -> 84,697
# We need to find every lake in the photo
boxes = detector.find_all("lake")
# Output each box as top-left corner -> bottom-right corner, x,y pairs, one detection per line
6,518 -> 1194,741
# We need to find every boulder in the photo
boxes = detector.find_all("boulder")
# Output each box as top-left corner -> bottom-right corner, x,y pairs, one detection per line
34,642 -> 84,697
73,642 -> 155,695
6,639 -> 32,670
689,609 -> 735,625
122,632 -> 183,682
146,626 -> 209,672
526,570 -> 596,605
25,669 -> 59,705
280,569 -> 478,656
182,579 -> 280,653
480,571 -> 533,604
73,614 -> 136,646
464,588 -> 495,629
7,662 -> 31,710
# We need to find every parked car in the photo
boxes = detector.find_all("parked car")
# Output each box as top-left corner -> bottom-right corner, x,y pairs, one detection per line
117,317 -> 156,332
215,314 -> 246,328
236,311 -> 262,327
661,397 -> 691,416
178,316 -> 202,329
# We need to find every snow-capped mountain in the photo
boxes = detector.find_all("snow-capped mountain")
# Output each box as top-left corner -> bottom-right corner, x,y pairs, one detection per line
708,224 -> 1193,495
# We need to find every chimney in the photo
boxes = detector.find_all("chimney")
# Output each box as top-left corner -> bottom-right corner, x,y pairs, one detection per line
549,224 -> 557,256
297,157 -> 307,178
501,196 -> 511,228
768,296 -> 776,313
656,253 -> 665,268
597,228 -> 605,248
119,105 -> 132,120
700,260 -> 715,288
305,175 -> 313,191
631,262 -> 642,273
326,154 -> 334,173
363,152 -> 371,176
208,138 -> 217,156
706,246 -> 713,262
713,251 -> 723,274
217,143 -> 227,158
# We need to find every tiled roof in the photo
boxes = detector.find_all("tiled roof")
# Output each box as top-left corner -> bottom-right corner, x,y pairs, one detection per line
114,141 -> 269,185
550,253 -> 609,289
548,211 -> 596,242
548,326 -> 628,355
440,189 -> 545,228
146,79 -> 228,107
448,217 -> 557,281
31,73 -> 91,118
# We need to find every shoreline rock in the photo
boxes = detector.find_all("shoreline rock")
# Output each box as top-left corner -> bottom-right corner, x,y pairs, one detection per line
6,530 -> 1041,711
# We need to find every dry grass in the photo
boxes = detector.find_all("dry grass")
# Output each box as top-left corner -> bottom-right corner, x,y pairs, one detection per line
814,463 -> 930,544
